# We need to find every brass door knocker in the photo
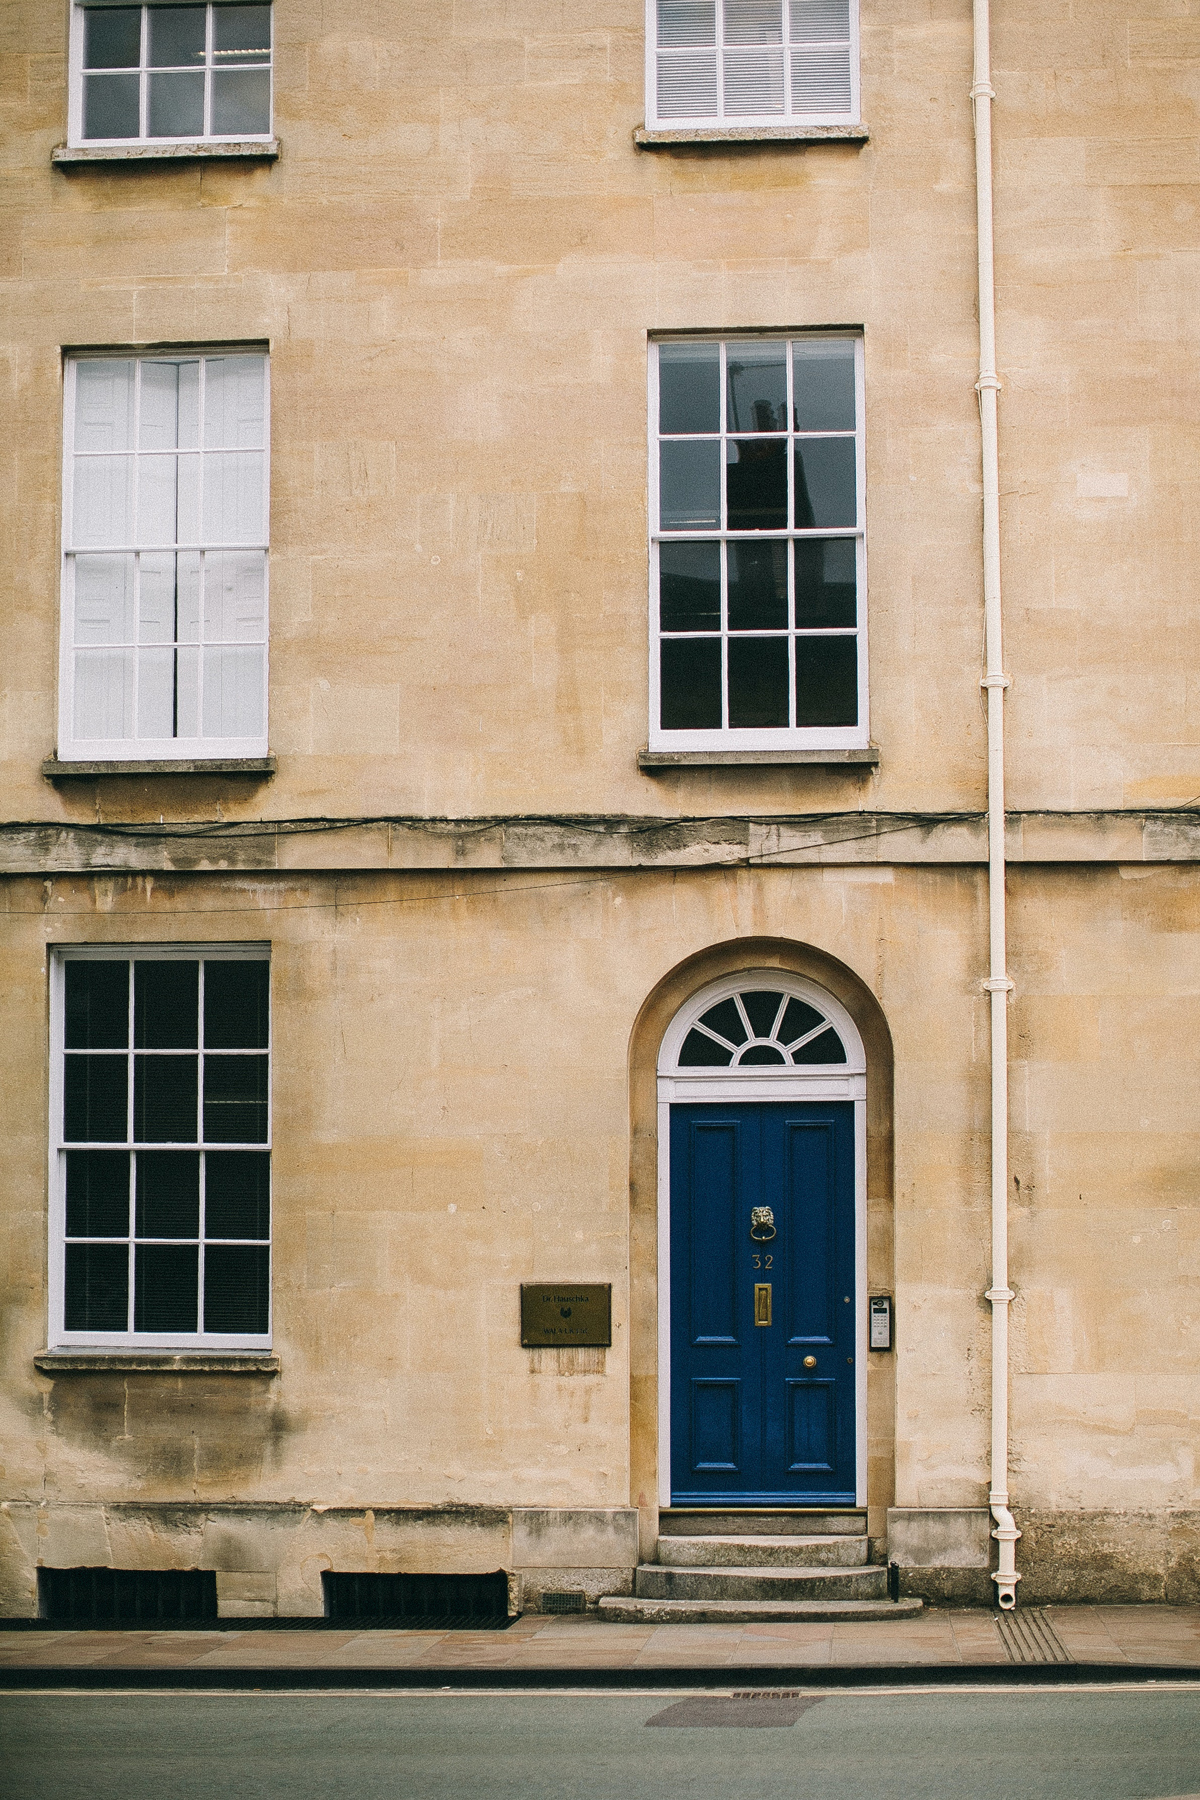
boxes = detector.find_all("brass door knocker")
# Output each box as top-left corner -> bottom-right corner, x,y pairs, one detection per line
749,1206 -> 776,1242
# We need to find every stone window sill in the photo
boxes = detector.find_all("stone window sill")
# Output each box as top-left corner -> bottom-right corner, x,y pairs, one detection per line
35,1352 -> 279,1374
634,123 -> 869,147
43,757 -> 276,779
53,140 -> 279,166
639,746 -> 880,770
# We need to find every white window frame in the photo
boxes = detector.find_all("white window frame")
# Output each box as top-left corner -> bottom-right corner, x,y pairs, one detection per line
67,2 -> 274,150
58,345 -> 270,764
644,0 -> 860,132
647,332 -> 868,752
49,944 -> 272,1353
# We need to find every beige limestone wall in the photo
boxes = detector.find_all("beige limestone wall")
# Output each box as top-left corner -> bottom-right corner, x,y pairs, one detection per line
2,855 -> 1197,1601
3,0 -> 988,821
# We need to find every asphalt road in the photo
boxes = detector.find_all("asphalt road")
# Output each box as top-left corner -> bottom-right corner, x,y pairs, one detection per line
3,1686 -> 1200,1800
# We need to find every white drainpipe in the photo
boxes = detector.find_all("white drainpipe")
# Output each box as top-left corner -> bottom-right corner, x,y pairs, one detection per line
972,0 -> 1021,1608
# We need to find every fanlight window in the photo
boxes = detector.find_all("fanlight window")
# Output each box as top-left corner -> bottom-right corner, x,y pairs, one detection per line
678,988 -> 846,1067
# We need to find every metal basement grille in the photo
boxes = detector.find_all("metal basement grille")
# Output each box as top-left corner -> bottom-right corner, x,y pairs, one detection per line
321,1571 -> 512,1628
39,1567 -> 218,1624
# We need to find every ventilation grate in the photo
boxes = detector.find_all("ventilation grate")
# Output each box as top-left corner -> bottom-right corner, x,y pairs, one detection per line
995,1607 -> 1073,1665
541,1590 -> 586,1614
322,1570 -> 511,1626
38,1567 -> 218,1625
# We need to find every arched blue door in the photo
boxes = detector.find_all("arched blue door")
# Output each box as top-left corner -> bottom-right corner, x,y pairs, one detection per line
669,1100 -> 857,1505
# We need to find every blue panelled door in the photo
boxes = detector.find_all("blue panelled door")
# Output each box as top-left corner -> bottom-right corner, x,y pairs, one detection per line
669,1102 -> 856,1505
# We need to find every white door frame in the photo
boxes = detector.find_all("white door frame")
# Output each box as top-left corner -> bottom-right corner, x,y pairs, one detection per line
656,972 -> 868,1510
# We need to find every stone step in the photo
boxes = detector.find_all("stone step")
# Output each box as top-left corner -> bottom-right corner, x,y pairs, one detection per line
656,1533 -> 869,1569
657,1509 -> 866,1538
634,1563 -> 888,1603
598,1596 -> 924,1625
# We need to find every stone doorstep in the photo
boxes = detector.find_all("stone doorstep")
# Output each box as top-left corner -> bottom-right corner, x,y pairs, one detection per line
634,1565 -> 888,1603
656,1535 -> 869,1569
658,1510 -> 867,1537
597,1598 -> 924,1624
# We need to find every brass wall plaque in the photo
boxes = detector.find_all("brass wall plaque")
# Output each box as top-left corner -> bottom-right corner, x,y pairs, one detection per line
520,1284 -> 612,1348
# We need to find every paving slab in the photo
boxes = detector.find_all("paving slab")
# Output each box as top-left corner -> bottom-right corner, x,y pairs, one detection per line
1,1607 -> 1198,1679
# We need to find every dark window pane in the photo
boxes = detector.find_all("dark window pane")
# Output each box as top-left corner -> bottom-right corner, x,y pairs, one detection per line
134,1056 -> 198,1142
780,997 -> 824,1044
660,541 -> 720,633
134,1244 -> 198,1330
67,964 -> 129,1051
739,1043 -> 787,1064
136,1152 -> 200,1238
740,991 -> 784,1038
135,961 -> 198,1049
83,71 -> 141,137
204,961 -> 269,1049
792,1025 -> 846,1065
660,637 -> 721,731
206,1152 -> 270,1239
659,343 -> 720,435
83,9 -> 141,69
204,1244 -> 269,1334
729,636 -> 789,727
795,636 -> 857,727
678,1029 -> 734,1067
214,5 -> 272,58
64,1056 -> 128,1143
148,7 -> 207,66
65,1243 -> 128,1332
211,69 -> 270,134
699,999 -> 747,1045
726,439 -> 787,530
726,345 -> 787,432
793,341 -> 856,431
660,441 -> 720,530
204,1056 -> 269,1143
66,1151 -> 130,1237
795,537 -> 856,627
66,962 -> 128,1049
794,438 -> 856,529
728,541 -> 787,630
148,70 -> 205,135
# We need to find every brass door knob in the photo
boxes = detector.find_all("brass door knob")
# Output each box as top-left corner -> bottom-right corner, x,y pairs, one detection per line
803,1355 -> 817,1369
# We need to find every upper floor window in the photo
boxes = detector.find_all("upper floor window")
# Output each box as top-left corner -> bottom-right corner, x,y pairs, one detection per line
647,0 -> 858,130
59,349 -> 269,762
649,334 -> 866,750
69,3 -> 272,147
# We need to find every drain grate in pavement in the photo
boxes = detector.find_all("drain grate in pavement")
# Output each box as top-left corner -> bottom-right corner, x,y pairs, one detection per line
995,1607 -> 1073,1665
646,1692 -> 823,1728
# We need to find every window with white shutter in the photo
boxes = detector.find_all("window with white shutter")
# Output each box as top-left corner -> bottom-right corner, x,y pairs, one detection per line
648,0 -> 857,129
58,349 -> 269,762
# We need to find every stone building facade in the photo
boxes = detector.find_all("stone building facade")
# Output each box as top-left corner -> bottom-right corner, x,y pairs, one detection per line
1,0 -> 1198,1618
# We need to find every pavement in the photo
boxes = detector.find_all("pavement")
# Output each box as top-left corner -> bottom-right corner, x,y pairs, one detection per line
2,1604 -> 1200,1682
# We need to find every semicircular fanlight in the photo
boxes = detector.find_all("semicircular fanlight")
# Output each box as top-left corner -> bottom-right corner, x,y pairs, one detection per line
677,988 -> 847,1068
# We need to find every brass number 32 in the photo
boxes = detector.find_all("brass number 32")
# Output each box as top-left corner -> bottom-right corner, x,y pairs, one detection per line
751,1254 -> 774,1270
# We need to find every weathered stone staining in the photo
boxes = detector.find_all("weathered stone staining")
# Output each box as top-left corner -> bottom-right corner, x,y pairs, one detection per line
1,2 -> 1199,1618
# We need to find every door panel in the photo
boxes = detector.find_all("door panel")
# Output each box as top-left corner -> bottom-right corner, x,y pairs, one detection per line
691,1379 -> 740,1470
787,1378 -> 837,1471
689,1123 -> 738,1344
669,1101 -> 856,1504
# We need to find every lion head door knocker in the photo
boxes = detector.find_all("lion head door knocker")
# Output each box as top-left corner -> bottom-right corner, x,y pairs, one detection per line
749,1206 -> 776,1242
